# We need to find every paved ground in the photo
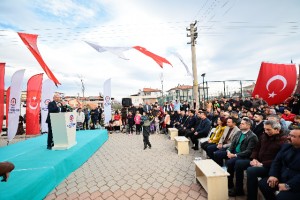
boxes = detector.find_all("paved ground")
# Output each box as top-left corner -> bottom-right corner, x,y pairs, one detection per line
0,132 -> 248,200
40,132 -> 247,200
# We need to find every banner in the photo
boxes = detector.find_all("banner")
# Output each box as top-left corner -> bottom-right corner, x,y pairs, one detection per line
133,46 -> 172,68
0,63 -> 5,132
41,79 -> 55,133
85,41 -> 131,60
6,87 -> 10,128
26,74 -> 43,135
8,69 -> 25,141
18,32 -> 60,86
103,78 -> 111,124
252,62 -> 297,105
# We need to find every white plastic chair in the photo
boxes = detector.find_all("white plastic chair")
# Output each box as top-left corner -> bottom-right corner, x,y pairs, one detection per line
198,128 -> 215,154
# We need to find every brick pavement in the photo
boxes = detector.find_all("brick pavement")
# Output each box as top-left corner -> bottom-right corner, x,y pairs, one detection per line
0,131 -> 261,200
29,132 -> 246,199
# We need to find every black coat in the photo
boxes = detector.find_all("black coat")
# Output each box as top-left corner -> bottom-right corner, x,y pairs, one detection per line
46,101 -> 60,124
269,144 -> 300,191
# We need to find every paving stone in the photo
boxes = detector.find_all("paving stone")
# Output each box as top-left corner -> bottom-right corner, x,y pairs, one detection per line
124,188 -> 136,197
153,192 -> 165,200
188,189 -> 200,199
78,191 -> 90,200
112,189 -> 124,198
90,191 -> 101,200
101,190 -> 113,199
66,192 -> 80,200
165,191 -> 177,200
135,188 -> 147,197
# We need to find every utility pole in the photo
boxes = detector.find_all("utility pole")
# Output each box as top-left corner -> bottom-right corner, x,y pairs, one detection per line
187,20 -> 199,109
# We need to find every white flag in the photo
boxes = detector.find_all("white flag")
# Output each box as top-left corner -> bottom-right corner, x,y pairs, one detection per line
85,41 -> 131,60
103,78 -> 111,124
41,79 -> 55,133
8,69 -> 25,141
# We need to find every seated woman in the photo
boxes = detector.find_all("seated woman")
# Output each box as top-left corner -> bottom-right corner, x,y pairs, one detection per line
201,117 -> 226,152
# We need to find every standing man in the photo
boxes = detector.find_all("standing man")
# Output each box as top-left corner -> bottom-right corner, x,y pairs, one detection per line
143,101 -> 151,114
46,94 -> 61,150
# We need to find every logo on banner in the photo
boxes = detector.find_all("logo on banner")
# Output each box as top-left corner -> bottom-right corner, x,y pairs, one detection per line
67,114 -> 76,128
104,96 -> 111,107
29,96 -> 39,110
9,97 -> 19,113
10,98 -> 16,107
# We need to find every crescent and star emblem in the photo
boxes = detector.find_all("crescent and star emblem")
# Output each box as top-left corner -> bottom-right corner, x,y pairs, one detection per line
29,96 -> 38,110
266,75 -> 287,98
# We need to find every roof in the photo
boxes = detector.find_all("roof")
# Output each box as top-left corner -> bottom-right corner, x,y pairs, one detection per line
143,88 -> 161,92
167,85 -> 193,92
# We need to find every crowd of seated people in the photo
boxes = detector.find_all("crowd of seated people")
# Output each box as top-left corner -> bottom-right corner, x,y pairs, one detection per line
103,96 -> 300,199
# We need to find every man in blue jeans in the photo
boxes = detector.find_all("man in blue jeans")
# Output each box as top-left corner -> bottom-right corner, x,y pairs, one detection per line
231,120 -> 287,198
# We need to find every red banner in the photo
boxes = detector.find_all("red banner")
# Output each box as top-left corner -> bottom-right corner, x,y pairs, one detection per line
0,63 -> 5,133
133,46 -> 172,68
18,32 -> 60,86
6,87 -> 10,128
252,62 -> 297,105
26,74 -> 43,135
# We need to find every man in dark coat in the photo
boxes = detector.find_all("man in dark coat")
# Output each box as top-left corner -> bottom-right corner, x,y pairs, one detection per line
230,120 -> 287,198
258,129 -> 300,200
251,112 -> 265,138
226,117 -> 258,192
189,111 -> 211,150
46,94 -> 61,150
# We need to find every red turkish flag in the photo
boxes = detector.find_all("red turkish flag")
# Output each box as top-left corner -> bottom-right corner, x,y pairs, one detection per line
26,74 -> 43,135
0,63 -> 5,133
133,46 -> 172,68
6,87 -> 10,128
252,62 -> 297,105
18,32 -> 61,86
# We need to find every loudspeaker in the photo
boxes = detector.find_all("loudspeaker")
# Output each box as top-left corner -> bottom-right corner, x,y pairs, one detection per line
122,98 -> 132,107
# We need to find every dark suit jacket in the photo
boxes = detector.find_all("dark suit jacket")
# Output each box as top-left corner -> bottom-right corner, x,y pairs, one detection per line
46,101 -> 60,124
228,130 -> 258,158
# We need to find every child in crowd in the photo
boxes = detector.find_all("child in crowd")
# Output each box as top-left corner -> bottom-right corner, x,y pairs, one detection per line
141,112 -> 153,150
134,111 -> 142,135
127,111 -> 134,134
154,114 -> 160,134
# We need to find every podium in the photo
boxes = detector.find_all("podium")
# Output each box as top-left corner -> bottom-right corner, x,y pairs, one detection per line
50,112 -> 77,150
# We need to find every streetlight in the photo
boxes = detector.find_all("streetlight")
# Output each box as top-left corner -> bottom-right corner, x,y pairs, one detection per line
201,73 -> 206,102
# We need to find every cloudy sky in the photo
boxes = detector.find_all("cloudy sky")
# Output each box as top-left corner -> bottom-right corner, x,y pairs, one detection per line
0,0 -> 299,100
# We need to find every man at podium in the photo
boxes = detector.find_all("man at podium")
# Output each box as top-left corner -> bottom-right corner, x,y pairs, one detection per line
46,94 -> 61,150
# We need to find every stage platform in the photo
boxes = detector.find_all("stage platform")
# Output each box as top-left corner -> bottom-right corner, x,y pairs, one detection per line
0,129 -> 108,200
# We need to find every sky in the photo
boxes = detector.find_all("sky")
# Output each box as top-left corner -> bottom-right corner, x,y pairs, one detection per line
0,0 -> 299,101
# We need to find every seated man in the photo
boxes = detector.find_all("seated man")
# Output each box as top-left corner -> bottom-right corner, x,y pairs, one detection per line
231,120 -> 287,198
226,117 -> 258,193
178,110 -> 197,136
188,111 -> 211,150
206,117 -> 240,166
258,129 -> 300,200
